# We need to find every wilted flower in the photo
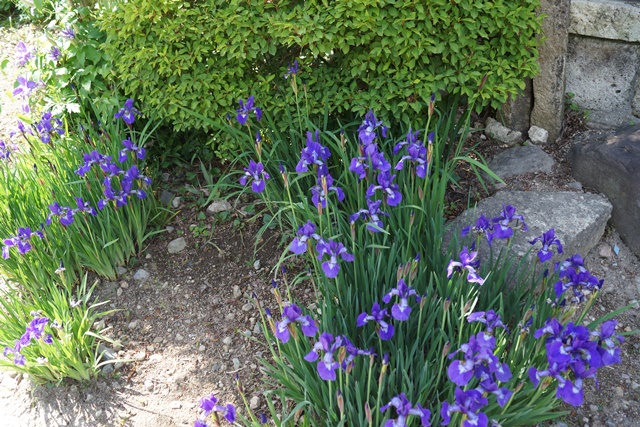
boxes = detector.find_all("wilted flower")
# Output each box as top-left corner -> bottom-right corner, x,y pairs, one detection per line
467,310 -> 508,334
284,59 -> 299,78
310,173 -> 345,209
48,46 -> 61,62
461,214 -> 494,246
350,198 -> 389,232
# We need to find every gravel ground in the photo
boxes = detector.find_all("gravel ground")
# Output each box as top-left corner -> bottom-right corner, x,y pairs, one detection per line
0,22 -> 638,427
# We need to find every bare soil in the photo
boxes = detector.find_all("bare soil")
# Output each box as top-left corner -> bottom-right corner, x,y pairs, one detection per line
0,23 -> 638,427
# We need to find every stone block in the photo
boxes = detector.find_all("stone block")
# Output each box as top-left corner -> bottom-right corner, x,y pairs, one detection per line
570,0 -> 640,42
531,0 -> 571,144
566,35 -> 639,128
570,125 -> 640,257
487,145 -> 554,180
484,118 -> 522,146
499,78 -> 532,135
446,191 -> 612,266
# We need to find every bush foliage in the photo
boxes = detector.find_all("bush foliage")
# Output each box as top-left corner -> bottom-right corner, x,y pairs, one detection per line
99,0 -> 542,152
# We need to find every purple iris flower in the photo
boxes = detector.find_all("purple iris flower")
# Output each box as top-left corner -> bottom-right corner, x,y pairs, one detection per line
304,332 -> 342,381
350,198 -> 389,232
553,267 -> 603,305
461,215 -> 494,246
48,46 -> 61,62
239,159 -> 270,193
2,227 -> 44,259
395,141 -> 428,179
447,332 -> 511,387
491,204 -> 528,239
114,99 -> 140,125
467,310 -> 508,334
358,110 -> 387,145
356,302 -> 394,340
310,173 -> 345,209
446,246 -> 485,285
475,372 -> 513,407
75,197 -> 98,217
284,60 -> 299,78
296,130 -> 331,173
591,319 -> 624,366
198,392 -> 236,422
4,316 -> 54,366
555,254 -> 588,278
393,128 -> 421,155
341,337 -> 374,372
236,96 -> 262,125
382,279 -> 420,321
529,228 -> 563,263
36,112 -> 64,143
15,42 -> 34,67
61,26 -> 76,39
315,239 -> 354,278
75,150 -> 112,176
275,304 -> 318,343
124,165 -> 152,187
119,139 -> 146,162
380,393 -> 431,427
288,221 -> 320,254
366,171 -> 402,206
12,75 -> 38,99
0,141 -> 12,162
441,388 -> 488,427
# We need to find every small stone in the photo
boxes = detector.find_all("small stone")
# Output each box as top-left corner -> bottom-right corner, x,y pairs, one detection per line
631,381 -> 639,390
566,181 -> 583,191
133,351 -> 146,361
222,337 -> 232,345
143,380 -> 154,391
169,401 -> 182,409
485,117 -> 523,146
233,286 -> 242,299
253,323 -> 261,334
211,364 -> 220,372
589,405 -> 599,412
116,266 -> 127,276
120,281 -> 129,289
605,420 -> 617,427
166,226 -> 175,233
528,125 -> 549,144
175,334 -> 184,341
253,260 -> 261,270
171,197 -> 181,208
249,396 -> 260,410
160,190 -> 174,206
615,386 -> 624,397
598,244 -> 613,259
161,173 -> 170,182
225,313 -> 235,321
101,364 -> 114,375
243,330 -> 252,337
146,345 -> 154,352
133,269 -> 150,281
207,200 -> 232,214
116,288 -> 123,297
554,423 -> 569,427
242,302 -> 253,312
198,345 -> 206,352
145,253 -> 152,259
232,358 -> 241,370
167,237 -> 187,254
153,337 -> 163,343
128,320 -> 139,329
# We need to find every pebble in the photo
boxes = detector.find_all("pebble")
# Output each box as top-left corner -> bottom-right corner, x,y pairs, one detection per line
116,288 -> 123,297
166,226 -> 175,233
253,323 -> 261,334
128,320 -> 139,329
172,197 -> 181,208
253,260 -> 260,270
133,351 -> 146,361
176,334 -> 184,341
133,269 -> 150,281
631,381 -> 639,390
120,281 -> 129,289
233,286 -> 242,299
598,244 -> 613,259
101,364 -> 114,375
153,337 -> 163,343
222,337 -> 232,345
146,345 -> 154,352
145,253 -> 152,259
170,401 -> 182,409
143,380 -> 154,392
167,237 -> 187,254
232,358 -> 241,369
615,386 -> 624,397
198,345 -> 206,352
225,313 -> 235,321
116,266 -> 127,276
589,405 -> 599,412
211,364 -> 220,372
242,302 -> 253,312
249,396 -> 260,410
207,200 -> 232,214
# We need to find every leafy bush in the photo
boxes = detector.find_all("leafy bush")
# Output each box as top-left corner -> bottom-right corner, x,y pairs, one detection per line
99,0 -> 543,155
198,85 -> 626,426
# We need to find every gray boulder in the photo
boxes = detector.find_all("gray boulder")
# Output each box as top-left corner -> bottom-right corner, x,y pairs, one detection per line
487,145 -> 554,182
570,125 -> 640,257
446,191 -> 612,266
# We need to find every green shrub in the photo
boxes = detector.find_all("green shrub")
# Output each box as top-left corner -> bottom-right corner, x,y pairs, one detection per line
99,0 -> 543,156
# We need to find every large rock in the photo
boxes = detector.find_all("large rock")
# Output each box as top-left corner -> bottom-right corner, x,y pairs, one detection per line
446,191 -> 612,266
565,35 -> 639,128
499,78 -> 533,135
570,0 -> 640,42
487,145 -> 554,181
570,125 -> 640,257
531,0 -> 571,144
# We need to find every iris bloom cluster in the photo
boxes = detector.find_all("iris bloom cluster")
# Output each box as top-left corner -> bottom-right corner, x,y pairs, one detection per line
0,140 -> 12,162
304,332 -> 372,381
443,332 -> 513,427
46,198 -> 97,227
461,204 -> 528,245
393,129 -> 433,178
114,98 -> 140,125
194,392 -> 236,426
3,316 -> 54,366
529,318 -> 623,406
236,96 -> 262,125
15,41 -> 34,67
2,227 -> 44,259
36,112 -> 65,144
552,254 -> 603,305
287,221 -> 353,278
